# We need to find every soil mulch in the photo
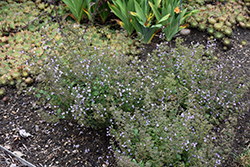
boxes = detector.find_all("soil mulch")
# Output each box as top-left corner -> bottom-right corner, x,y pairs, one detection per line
1,25 -> 250,167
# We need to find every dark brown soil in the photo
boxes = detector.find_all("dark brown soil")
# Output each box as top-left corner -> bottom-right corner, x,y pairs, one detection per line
1,25 -> 250,167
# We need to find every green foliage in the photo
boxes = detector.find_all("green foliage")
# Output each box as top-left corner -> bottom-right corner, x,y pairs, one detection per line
61,0 -> 85,23
0,1 -> 36,35
0,30 -> 44,89
152,0 -> 199,41
62,0 -> 110,23
108,0 -> 135,36
108,38 -> 247,166
37,20 -> 248,165
0,0 -> 68,89
4,0 -> 249,166
109,0 -> 198,42
112,102 -> 220,166
237,148 -> 250,166
184,0 -> 250,47
0,0 -> 66,36
36,24 -> 141,126
129,0 -> 170,44
98,2 -> 111,23
78,0 -> 97,22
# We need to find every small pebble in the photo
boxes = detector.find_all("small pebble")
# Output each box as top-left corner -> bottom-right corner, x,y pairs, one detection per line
35,125 -> 39,132
180,29 -> 191,36
2,97 -> 7,102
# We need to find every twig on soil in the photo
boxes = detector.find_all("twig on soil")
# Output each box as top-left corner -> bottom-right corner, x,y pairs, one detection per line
22,143 -> 29,152
50,0 -> 65,37
6,153 -> 14,163
0,153 -> 12,165
0,145 -> 36,167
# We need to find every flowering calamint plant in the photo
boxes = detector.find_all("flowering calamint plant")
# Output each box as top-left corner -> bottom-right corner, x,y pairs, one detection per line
150,0 -> 200,41
129,0 -> 170,43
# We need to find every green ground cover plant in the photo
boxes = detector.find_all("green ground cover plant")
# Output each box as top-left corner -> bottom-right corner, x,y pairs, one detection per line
0,0 -> 70,92
184,0 -> 250,49
34,22 -> 248,165
34,23 -> 140,126
109,39 -> 248,166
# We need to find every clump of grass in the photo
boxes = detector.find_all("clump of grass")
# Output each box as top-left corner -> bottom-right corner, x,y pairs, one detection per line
36,22 -> 249,166
240,149 -> 250,166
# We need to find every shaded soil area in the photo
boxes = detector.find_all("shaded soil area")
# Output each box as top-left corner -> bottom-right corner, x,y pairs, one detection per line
0,84 -> 116,167
1,26 -> 250,167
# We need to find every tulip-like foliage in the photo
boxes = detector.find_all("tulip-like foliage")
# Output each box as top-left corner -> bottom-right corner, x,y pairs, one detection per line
129,0 -> 170,44
108,0 -> 170,43
150,0 -> 200,41
62,0 -> 110,24
108,0 -> 135,36
109,0 -> 199,43
62,0 -> 85,24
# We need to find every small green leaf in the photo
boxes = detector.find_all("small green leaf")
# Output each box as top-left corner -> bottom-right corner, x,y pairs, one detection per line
36,94 -> 41,98
176,153 -> 182,160
28,24 -> 36,32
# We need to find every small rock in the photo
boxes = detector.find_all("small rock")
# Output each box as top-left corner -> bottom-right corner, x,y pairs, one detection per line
180,29 -> 191,36
13,151 -> 24,157
2,97 -> 7,102
10,164 -> 17,167
19,129 -> 32,138
35,125 -> 39,132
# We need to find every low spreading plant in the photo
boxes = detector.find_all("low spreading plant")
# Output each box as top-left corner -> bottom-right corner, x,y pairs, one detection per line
169,39 -> 248,124
37,23 -> 248,165
110,101 -> 221,166
35,23 -> 142,127
107,38 -> 248,166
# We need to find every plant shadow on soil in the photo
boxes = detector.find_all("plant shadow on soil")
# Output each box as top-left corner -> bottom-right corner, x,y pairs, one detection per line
1,22 -> 250,166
